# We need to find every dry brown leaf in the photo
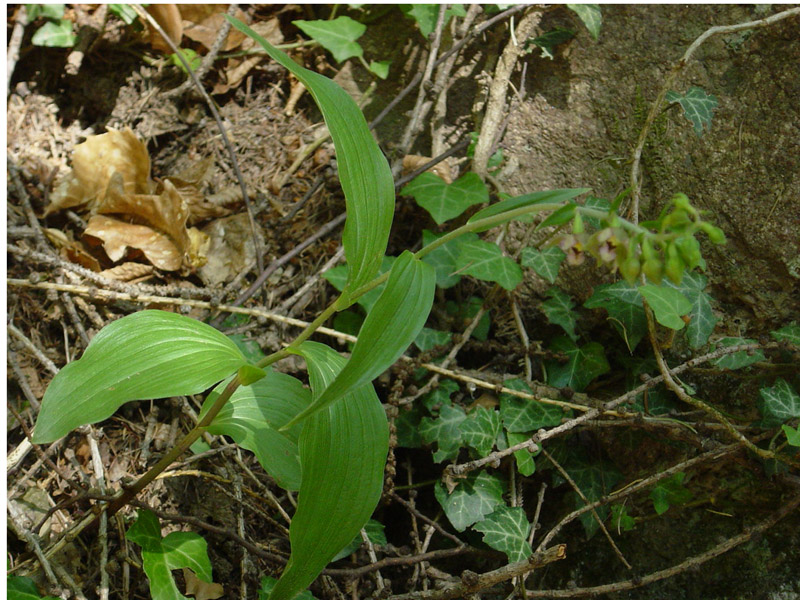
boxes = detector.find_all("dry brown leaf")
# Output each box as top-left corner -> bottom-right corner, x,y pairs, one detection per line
85,214 -> 183,271
44,227 -> 102,271
146,4 -> 183,53
99,262 -> 155,282
183,568 -> 224,600
198,213 -> 261,285
46,128 -> 152,215
180,5 -> 247,51
221,18 -> 284,91
402,154 -> 454,184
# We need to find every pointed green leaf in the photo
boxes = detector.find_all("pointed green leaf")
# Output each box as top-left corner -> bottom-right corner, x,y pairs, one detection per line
460,406 -> 501,457
238,364 -> 267,386
126,509 -> 214,600
400,4 -> 465,37
584,280 -> 647,351
545,336 -> 609,392
771,324 -> 800,345
500,379 -> 564,432
259,578 -> 318,600
200,371 -> 311,491
286,252 -> 435,427
434,471 -> 504,532
639,284 -> 692,330
26,4 -> 66,20
456,239 -> 522,290
759,379 -> 800,426
650,472 -> 693,515
331,519 -> 387,562
322,256 -> 396,312
401,172 -> 488,225
421,379 -> 460,411
664,273 -> 717,348
712,337 -> 765,370
666,86 -> 718,136
468,189 -> 589,232
7,576 -> 59,600
567,4 -> 602,39
474,505 -> 532,563
581,196 -> 612,229
269,342 -> 388,600
541,287 -> 579,341
31,19 -> 76,47
420,404 -> 466,462
782,424 -> 800,447
421,230 -> 478,288
293,17 -> 365,62
33,310 -> 247,443
414,327 -> 452,352
368,60 -> 391,79
536,203 -> 577,230
506,432 -> 537,476
520,246 -> 566,284
229,17 -> 394,303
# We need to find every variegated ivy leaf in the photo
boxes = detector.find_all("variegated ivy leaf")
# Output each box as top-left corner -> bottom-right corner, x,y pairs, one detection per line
420,404 -> 466,462
584,280 -> 647,352
473,505 -> 532,563
455,238 -> 522,291
414,327 -> 452,352
434,471 -> 505,532
666,86 -> 718,136
664,273 -> 718,348
758,378 -> 800,426
712,337 -> 765,370
421,230 -> 479,289
500,378 -> 564,433
421,379 -> 459,412
638,284 -> 692,330
541,287 -> 579,341
771,324 -> 800,346
401,172 -> 488,225
520,246 -> 566,284
545,337 -> 609,392
459,405 -> 501,457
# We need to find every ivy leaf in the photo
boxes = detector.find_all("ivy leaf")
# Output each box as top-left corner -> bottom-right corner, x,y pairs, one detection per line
758,379 -> 800,426
584,280 -> 647,352
126,509 -> 215,600
541,287 -> 579,341
638,284 -> 692,330
33,310 -> 248,444
228,334 -> 266,363
782,424 -> 800,447
610,504 -> 636,532
567,4 -> 602,39
520,246 -> 566,284
368,60 -> 390,79
421,230 -> 479,289
7,575 -> 59,600
434,471 -> 505,532
500,378 -> 564,433
771,324 -> 800,345
505,431 -> 537,476
109,4 -> 139,25
580,196 -> 611,229
473,505 -> 532,563
664,273 -> 718,348
26,4 -> 66,20
650,472 -> 693,515
331,519 -> 387,561
421,379 -> 459,411
31,19 -> 76,47
414,327 -> 452,352
712,337 -> 765,370
420,404 -> 466,462
455,239 -> 522,291
445,296 -> 491,341
460,406 -> 501,457
401,172 -> 488,225
293,17 -> 366,62
323,256 -> 396,312
666,86 -> 718,136
200,370 -> 311,491
399,4 -> 464,37
545,337 -> 609,392
395,404 -> 425,448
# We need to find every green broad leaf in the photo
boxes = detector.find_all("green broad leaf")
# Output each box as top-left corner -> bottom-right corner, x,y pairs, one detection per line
269,342 -> 388,600
541,287 -> 579,341
401,172 -> 488,225
610,504 -> 636,532
434,471 -> 505,532
26,4 -> 66,20
473,505 -> 532,563
414,327 -> 452,352
530,27 -> 575,60
505,431 -> 536,476
399,4 -> 464,37
581,196 -> 611,229
7,575 -> 59,600
545,336 -> 609,392
460,406 -> 501,457
33,310 -> 247,444
712,337 -> 765,370
109,4 -> 139,25
567,4 -> 602,39
664,273 -> 718,348
323,256 -> 396,312
126,509 -> 214,600
421,230 -> 479,288
782,424 -> 800,447
287,252 -> 435,427
368,60 -> 390,79
169,48 -> 201,74
421,379 -> 460,411
771,324 -> 800,345
536,202 -> 577,230
293,17 -> 366,62
638,284 -> 692,330
229,17 -> 394,303
650,472 -> 693,515
420,404 -> 466,462
331,519 -> 387,561
666,86 -> 718,136
468,189 -> 589,231
445,296 -> 491,341
455,239 -> 522,290
189,438 -> 211,454
758,379 -> 800,426
228,333 -> 267,363
584,280 -> 647,352
333,310 -> 363,350
520,246 -> 566,284
238,364 -> 267,386
200,371 -> 311,491
31,19 -> 76,47
259,578 -> 318,600
499,378 -> 564,433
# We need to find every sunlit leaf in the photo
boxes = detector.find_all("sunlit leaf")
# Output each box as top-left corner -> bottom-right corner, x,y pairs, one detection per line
401,172 -> 488,225
639,284 -> 692,330
782,424 -> 800,447
31,19 -> 76,47
650,472 -> 693,515
468,188 -> 588,232
505,431 -> 536,476
7,575 -> 58,600
665,273 -> 717,348
293,17 -> 365,62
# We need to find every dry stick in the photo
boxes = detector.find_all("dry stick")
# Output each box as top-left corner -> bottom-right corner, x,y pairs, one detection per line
528,493 -> 800,598
628,6 -> 800,224
88,432 -> 110,600
473,9 -> 541,178
132,4 -> 264,277
390,492 -> 466,548
386,545 -> 567,600
394,137 -> 472,190
8,159 -> 50,250
8,322 -> 59,375
540,447 -> 632,570
277,245 -> 345,315
7,5 -> 27,90
536,441 -> 741,553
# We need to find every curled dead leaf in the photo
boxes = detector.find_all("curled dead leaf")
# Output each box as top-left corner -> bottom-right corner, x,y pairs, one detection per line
180,4 -> 247,52
220,18 -> 284,92
85,214 -> 183,271
182,568 -> 224,600
146,4 -> 182,53
99,262 -> 155,282
402,154 -> 454,184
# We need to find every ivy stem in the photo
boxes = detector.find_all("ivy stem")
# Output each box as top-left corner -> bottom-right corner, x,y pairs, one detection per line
105,374 -> 243,518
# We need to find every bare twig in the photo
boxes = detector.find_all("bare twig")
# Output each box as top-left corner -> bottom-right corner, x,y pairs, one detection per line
7,5 -> 27,91
88,431 -> 110,600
